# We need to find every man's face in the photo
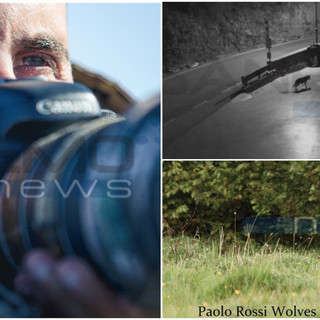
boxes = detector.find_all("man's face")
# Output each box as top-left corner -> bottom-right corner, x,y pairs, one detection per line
0,3 -> 73,82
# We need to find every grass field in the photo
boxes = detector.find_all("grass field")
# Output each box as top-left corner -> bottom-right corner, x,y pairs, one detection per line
162,235 -> 320,317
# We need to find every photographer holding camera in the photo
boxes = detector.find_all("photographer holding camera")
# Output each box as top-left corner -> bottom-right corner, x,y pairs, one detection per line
0,3 -> 160,317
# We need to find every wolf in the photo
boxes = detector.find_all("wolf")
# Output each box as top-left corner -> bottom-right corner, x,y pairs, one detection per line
293,75 -> 311,92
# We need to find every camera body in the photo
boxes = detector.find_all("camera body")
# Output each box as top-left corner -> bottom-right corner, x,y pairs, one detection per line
0,77 -> 102,177
0,78 -> 160,315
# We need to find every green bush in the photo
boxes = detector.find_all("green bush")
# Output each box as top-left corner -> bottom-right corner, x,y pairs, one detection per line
163,161 -> 320,236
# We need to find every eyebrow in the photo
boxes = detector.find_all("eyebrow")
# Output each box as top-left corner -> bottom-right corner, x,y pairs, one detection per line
12,33 -> 70,62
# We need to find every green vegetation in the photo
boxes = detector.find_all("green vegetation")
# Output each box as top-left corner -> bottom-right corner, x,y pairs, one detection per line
164,3 -> 314,73
163,236 -> 320,318
163,161 -> 320,237
163,161 -> 320,317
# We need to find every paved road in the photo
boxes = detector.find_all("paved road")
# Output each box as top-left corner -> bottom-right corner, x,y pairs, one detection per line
163,37 -> 315,158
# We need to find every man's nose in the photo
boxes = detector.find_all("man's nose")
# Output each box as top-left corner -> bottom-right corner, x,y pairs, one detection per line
0,57 -> 16,79
0,69 -> 15,79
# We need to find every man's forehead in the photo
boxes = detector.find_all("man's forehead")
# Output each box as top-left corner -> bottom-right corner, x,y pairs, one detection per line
0,3 -> 67,20
0,3 -> 68,45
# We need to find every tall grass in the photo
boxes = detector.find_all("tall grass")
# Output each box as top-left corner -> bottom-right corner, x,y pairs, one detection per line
163,235 -> 320,317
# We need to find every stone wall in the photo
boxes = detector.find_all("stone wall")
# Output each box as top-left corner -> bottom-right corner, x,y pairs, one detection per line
163,2 -> 315,73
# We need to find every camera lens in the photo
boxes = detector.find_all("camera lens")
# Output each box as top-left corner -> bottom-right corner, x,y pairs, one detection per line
0,97 -> 160,314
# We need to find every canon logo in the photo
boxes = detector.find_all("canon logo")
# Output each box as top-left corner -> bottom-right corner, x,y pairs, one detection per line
36,99 -> 97,115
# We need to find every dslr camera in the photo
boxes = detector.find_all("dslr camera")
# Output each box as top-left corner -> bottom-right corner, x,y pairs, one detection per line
0,77 -> 160,316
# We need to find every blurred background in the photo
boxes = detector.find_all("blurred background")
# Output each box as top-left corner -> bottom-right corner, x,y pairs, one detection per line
67,3 -> 161,112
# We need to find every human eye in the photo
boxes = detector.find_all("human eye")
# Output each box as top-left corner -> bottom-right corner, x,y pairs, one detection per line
13,53 -> 58,79
20,56 -> 50,67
